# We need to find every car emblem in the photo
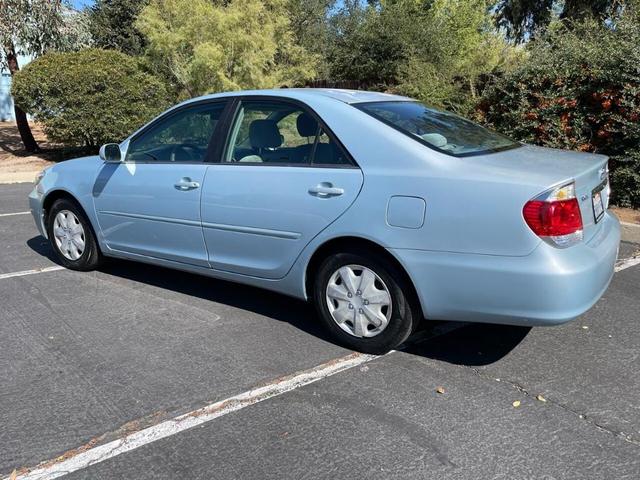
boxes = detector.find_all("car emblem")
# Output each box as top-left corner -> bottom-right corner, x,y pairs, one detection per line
598,166 -> 607,180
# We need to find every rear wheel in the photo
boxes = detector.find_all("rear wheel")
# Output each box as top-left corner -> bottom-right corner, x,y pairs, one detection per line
313,250 -> 419,354
47,198 -> 102,271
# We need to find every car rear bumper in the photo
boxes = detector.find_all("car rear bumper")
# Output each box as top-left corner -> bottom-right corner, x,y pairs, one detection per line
390,212 -> 621,326
29,187 -> 47,238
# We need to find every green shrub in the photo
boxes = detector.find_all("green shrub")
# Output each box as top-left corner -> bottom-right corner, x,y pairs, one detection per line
479,18 -> 640,208
12,48 -> 169,148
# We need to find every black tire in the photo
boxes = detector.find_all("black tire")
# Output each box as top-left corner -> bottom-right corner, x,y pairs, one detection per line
312,249 -> 420,354
46,198 -> 103,271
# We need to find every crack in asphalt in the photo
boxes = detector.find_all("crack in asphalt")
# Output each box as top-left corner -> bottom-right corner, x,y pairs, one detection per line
465,365 -> 640,448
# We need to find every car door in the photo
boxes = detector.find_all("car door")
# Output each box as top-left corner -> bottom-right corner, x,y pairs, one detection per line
93,100 -> 228,267
201,98 -> 364,279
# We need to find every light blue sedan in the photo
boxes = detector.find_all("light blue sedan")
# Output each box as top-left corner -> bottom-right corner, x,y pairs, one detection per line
29,89 -> 621,353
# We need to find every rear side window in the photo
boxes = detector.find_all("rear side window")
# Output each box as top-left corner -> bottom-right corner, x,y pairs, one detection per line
356,101 -> 520,157
312,128 -> 350,166
224,99 -> 352,166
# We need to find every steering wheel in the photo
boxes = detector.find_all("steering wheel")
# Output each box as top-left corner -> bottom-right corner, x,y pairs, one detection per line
169,144 -> 201,162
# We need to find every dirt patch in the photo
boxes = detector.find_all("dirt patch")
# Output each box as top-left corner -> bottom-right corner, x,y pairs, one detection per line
0,122 -> 57,182
611,206 -> 640,225
0,121 -> 95,183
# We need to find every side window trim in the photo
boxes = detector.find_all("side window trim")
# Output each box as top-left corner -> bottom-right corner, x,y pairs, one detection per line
124,99 -> 230,164
214,95 -> 359,169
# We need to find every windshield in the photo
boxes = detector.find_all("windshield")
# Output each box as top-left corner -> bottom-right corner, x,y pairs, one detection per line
356,101 -> 520,157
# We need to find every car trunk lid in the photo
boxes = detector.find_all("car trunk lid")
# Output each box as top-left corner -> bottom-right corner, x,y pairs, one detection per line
470,144 -> 610,244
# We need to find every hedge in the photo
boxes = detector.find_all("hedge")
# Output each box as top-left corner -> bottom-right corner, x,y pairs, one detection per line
12,48 -> 169,149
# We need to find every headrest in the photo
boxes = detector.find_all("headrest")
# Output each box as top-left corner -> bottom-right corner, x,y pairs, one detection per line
296,112 -> 318,137
420,133 -> 448,148
249,120 -> 282,148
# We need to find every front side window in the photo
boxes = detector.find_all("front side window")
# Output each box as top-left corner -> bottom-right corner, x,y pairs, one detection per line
356,101 -> 520,157
126,102 -> 226,163
224,100 -> 351,166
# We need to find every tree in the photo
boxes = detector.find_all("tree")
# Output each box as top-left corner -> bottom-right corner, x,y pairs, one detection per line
323,0 -> 520,112
58,8 -> 94,52
287,0 -> 334,78
326,2 -> 406,87
402,0 -> 522,109
494,0 -> 625,42
136,0 -> 318,98
0,0 -> 65,152
12,49 -> 169,148
89,0 -> 148,55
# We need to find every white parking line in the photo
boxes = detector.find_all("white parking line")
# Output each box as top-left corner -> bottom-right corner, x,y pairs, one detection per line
0,211 -> 30,217
615,255 -> 640,272
0,266 -> 65,280
10,352 -> 379,480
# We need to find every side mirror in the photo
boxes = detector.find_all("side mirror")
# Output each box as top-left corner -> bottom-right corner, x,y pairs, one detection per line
99,143 -> 122,163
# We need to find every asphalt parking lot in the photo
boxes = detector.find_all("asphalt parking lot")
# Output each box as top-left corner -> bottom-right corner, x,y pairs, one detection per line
1,182 -> 639,479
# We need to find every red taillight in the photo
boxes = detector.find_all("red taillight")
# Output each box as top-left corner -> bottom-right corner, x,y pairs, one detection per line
523,198 -> 583,237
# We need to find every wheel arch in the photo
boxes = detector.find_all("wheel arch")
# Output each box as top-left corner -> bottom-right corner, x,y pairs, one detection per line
304,236 -> 423,317
42,189 -> 100,242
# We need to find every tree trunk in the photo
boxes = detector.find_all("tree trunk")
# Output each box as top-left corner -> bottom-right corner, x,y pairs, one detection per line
4,43 -> 40,152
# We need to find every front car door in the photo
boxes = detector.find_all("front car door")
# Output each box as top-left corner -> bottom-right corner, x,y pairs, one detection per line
93,100 -> 228,267
201,97 -> 364,279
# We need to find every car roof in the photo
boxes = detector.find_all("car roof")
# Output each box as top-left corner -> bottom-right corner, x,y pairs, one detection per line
182,88 -> 412,106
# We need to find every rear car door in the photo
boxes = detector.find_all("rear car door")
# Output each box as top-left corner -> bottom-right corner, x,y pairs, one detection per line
93,100 -> 228,267
201,97 -> 363,279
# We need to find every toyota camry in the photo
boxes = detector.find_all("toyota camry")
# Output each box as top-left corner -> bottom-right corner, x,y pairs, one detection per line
29,89 -> 621,353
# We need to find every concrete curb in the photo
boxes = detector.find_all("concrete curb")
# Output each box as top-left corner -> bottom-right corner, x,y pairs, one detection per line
0,171 -> 39,184
620,222 -> 640,245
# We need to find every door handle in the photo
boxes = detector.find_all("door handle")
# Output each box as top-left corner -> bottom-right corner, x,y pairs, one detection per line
308,183 -> 344,198
174,178 -> 200,191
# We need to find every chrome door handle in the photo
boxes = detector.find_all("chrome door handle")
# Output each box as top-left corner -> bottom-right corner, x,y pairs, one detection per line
308,183 -> 344,198
174,178 -> 200,191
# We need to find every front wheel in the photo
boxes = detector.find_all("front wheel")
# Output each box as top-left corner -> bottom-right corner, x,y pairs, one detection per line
313,251 -> 419,354
47,198 -> 102,271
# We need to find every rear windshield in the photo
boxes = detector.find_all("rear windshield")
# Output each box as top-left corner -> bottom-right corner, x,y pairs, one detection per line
356,101 -> 520,157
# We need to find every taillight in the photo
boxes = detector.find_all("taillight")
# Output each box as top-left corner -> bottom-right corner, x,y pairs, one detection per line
523,182 -> 583,248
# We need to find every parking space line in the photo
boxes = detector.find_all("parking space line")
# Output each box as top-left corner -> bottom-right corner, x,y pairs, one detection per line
615,255 -> 640,272
0,266 -> 65,280
0,211 -> 30,217
9,352 -> 379,480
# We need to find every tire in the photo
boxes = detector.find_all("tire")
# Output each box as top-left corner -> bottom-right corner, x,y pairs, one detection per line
46,198 -> 103,271
312,249 -> 420,354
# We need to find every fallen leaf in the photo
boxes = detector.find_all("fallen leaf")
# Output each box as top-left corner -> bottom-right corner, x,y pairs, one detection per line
512,400 -> 521,408
10,470 -> 17,480
436,386 -> 445,394
536,394 -> 547,403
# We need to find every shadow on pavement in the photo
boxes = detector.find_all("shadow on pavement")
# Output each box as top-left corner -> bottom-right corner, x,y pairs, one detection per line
99,256 -> 335,344
28,235 -> 530,366
404,323 -> 531,366
26,235 -> 59,263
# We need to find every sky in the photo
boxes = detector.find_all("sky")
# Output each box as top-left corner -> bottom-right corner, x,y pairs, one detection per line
71,0 -> 94,9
